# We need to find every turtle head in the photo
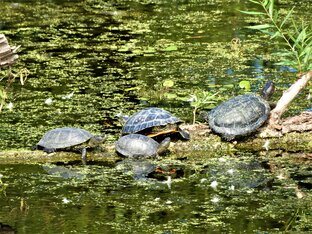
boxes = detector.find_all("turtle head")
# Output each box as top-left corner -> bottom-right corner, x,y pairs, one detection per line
89,134 -> 106,147
157,137 -> 171,155
115,111 -> 130,124
261,80 -> 275,100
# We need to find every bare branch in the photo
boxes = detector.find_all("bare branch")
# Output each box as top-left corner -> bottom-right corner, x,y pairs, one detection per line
268,71 -> 312,128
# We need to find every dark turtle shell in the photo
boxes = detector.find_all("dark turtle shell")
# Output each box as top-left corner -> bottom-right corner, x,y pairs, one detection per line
208,94 -> 270,141
122,107 -> 183,137
37,127 -> 93,149
116,134 -> 169,158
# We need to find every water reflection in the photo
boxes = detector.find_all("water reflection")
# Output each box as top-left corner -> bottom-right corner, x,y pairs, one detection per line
0,155 -> 306,233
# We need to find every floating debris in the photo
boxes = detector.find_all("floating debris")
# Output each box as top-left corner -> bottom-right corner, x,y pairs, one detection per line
262,140 -> 270,151
62,91 -> 74,99
62,198 -> 71,204
227,169 -> 234,175
7,102 -> 13,111
45,98 -> 53,105
211,196 -> 220,203
210,180 -> 218,189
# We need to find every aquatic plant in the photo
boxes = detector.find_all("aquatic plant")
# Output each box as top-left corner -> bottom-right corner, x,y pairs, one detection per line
0,67 -> 29,111
0,174 -> 8,195
0,34 -> 28,112
242,0 -> 312,73
188,90 -> 218,124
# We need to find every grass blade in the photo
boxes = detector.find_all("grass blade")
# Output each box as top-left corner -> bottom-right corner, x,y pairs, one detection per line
240,10 -> 265,15
248,0 -> 262,5
280,7 -> 295,28
246,24 -> 273,30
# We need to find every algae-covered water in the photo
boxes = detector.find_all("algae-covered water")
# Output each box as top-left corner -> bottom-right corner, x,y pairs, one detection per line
2,155 -> 312,233
1,0 -> 312,233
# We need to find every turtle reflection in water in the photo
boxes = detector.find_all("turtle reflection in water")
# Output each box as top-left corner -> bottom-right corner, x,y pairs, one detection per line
116,159 -> 157,180
122,107 -> 190,140
116,134 -> 170,158
34,127 -> 105,164
207,81 -> 275,141
116,159 -> 185,182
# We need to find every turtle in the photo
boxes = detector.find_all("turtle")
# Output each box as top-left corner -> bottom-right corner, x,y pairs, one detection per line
34,127 -> 105,163
207,80 -> 275,141
115,134 -> 170,158
121,107 -> 190,140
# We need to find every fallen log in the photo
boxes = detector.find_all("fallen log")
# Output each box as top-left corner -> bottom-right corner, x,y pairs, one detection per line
0,121 -> 310,164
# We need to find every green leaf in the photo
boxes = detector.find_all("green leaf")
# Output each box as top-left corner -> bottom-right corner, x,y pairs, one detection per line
164,93 -> 177,99
268,0 -> 274,17
162,79 -> 174,88
240,10 -> 265,15
263,0 -> 269,8
239,80 -> 251,91
270,31 -> 281,39
162,45 -> 178,52
246,24 -> 273,30
248,0 -> 262,5
280,7 -> 295,28
0,87 -> 7,99
295,28 -> 307,45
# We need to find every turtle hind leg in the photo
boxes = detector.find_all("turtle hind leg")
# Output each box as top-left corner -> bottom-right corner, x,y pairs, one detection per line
32,145 -> 41,150
43,148 -> 56,154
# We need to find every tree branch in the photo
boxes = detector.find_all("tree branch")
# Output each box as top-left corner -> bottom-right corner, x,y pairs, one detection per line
268,71 -> 312,128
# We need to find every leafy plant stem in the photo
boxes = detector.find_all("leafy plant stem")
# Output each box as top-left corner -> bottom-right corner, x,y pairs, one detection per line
260,2 -> 302,70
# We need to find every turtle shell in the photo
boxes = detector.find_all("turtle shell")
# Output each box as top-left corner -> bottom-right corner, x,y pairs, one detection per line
116,134 -> 160,158
37,127 -> 93,149
122,107 -> 182,136
208,94 -> 270,141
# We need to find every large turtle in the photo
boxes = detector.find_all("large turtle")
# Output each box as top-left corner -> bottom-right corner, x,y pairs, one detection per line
34,127 -> 105,163
122,107 -> 190,140
207,81 -> 274,141
116,134 -> 170,158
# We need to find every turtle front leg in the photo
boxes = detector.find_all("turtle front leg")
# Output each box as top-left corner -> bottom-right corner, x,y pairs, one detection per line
81,148 -> 87,165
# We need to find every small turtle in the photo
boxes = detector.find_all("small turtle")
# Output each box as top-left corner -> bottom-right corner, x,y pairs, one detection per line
34,127 -> 105,163
115,134 -> 170,158
122,107 -> 190,140
207,81 -> 274,141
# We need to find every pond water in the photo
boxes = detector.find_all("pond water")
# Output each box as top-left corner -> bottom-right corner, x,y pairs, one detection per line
0,0 -> 312,233
2,155 -> 312,233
